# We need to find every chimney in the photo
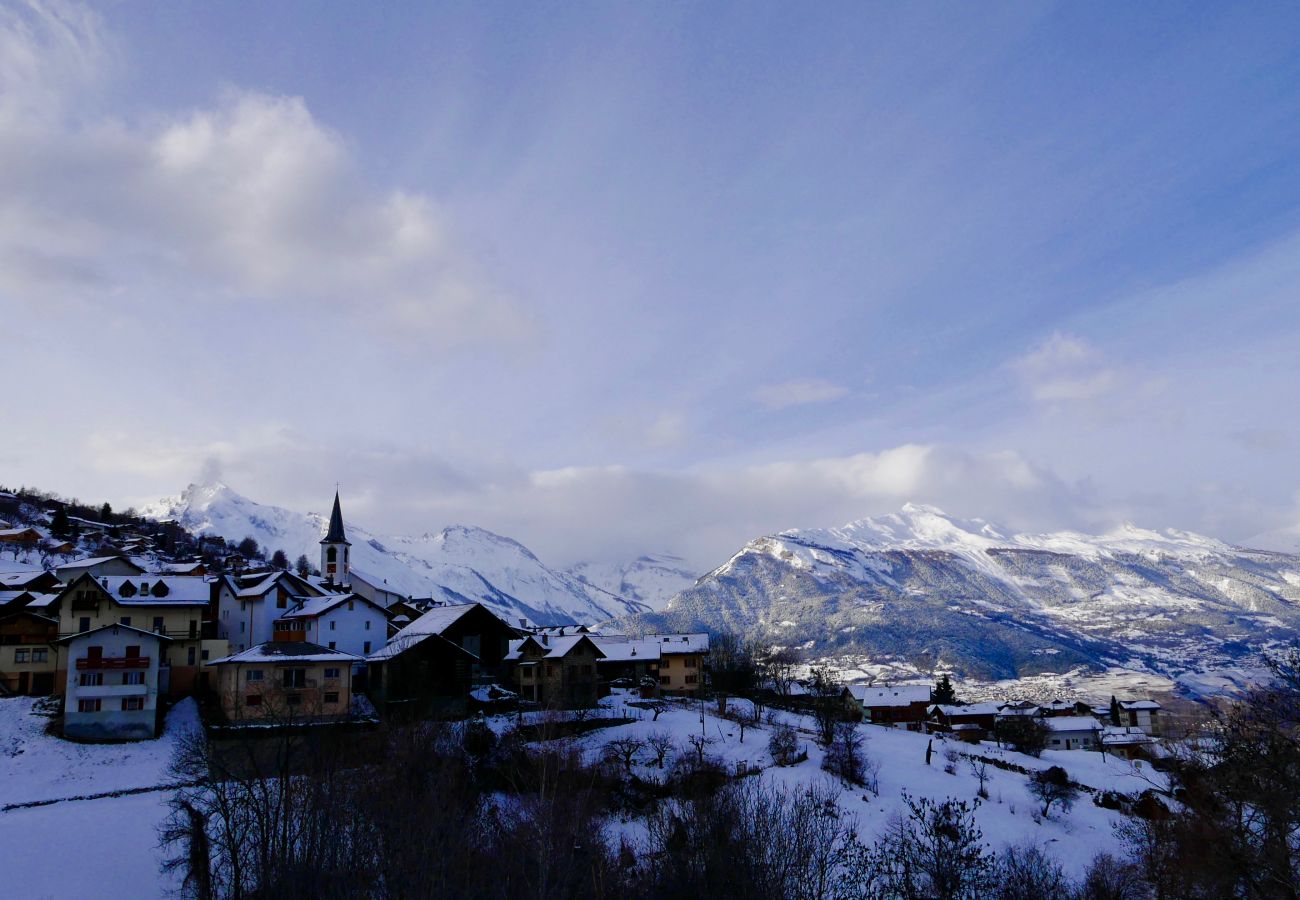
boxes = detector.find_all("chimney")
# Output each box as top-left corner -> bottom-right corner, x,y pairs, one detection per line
541,634 -> 549,646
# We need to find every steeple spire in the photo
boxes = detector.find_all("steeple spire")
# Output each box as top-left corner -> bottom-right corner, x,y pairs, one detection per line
322,490 -> 350,546
320,490 -> 351,587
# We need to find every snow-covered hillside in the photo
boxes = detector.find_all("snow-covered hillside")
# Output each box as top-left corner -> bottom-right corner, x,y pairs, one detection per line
567,553 -> 698,611
143,482 -> 648,626
639,503 -> 1300,680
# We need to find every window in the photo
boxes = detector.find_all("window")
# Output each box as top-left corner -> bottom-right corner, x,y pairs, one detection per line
189,620 -> 197,639
277,591 -> 287,609
222,609 -> 229,620
324,667 -> 340,679
31,649 -> 46,663
240,601 -> 246,612
660,676 -> 671,685
363,641 -> 371,654
328,641 -> 336,650
327,547 -> 337,563
684,657 -> 698,669
201,649 -> 209,661
87,646 -> 103,659
240,622 -> 245,633
125,645 -> 140,658
364,620 -> 370,631
80,672 -> 103,686
330,620 -> 336,631
78,617 -> 91,633
121,697 -> 144,711
685,674 -> 698,684
77,699 -> 102,713
123,671 -> 144,685
347,600 -> 354,611
245,694 -> 262,707
286,694 -> 302,707
119,616 -> 131,627
154,616 -> 165,633
14,650 -> 28,663
246,669 -> 264,682
324,692 -> 339,704
187,647 -> 196,666
282,668 -> 306,688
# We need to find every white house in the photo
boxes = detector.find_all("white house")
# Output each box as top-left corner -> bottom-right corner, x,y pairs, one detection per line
348,567 -> 408,609
1043,715 -> 1100,751
215,570 -> 326,654
57,623 -> 170,740
273,593 -> 389,658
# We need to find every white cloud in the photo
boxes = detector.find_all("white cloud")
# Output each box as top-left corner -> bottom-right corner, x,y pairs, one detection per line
753,377 -> 850,409
0,2 -> 527,348
1011,332 -> 1122,405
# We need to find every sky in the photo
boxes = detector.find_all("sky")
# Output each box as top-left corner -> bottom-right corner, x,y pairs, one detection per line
4,0 -> 1300,570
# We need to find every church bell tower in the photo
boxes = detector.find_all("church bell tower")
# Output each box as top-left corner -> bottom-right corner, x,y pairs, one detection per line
320,490 -> 351,587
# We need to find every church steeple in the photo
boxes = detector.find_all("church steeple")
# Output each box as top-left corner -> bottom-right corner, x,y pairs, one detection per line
320,490 -> 351,586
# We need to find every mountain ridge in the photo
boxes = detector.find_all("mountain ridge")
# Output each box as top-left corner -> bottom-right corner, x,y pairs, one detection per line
638,505 -> 1300,681
143,482 -> 650,626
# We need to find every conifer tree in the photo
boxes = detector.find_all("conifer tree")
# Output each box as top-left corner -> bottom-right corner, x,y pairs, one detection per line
50,506 -> 70,538
1109,695 -> 1122,727
933,673 -> 957,705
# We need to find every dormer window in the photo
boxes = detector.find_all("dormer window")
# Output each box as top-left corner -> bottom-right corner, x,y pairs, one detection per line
140,581 -> 150,596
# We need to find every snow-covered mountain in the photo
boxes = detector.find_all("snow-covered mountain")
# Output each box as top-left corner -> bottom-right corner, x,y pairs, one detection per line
635,503 -> 1300,680
143,482 -> 648,626
567,554 -> 698,611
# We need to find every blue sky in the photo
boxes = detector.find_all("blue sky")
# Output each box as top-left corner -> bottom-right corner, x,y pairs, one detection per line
4,1 -> 1300,566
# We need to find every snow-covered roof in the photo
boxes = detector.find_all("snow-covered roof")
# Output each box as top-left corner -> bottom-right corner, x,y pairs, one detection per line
845,684 -> 932,707
1042,699 -> 1077,710
1100,726 -> 1152,745
997,702 -> 1043,717
588,635 -> 663,662
1120,699 -> 1161,710
0,571 -> 58,589
1043,716 -> 1100,733
55,622 -> 173,645
0,527 -> 40,538
645,632 -> 710,654
279,593 -> 387,620
505,634 -> 606,660
930,702 -> 1002,717
210,641 -> 361,665
367,603 -> 485,661
70,575 -> 212,606
57,556 -> 146,574
160,562 -> 204,574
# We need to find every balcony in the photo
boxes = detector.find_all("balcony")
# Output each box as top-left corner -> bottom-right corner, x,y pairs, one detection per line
75,683 -> 148,699
76,656 -> 149,670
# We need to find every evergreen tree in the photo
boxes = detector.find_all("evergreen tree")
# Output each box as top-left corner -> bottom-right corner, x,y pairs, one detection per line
270,549 -> 289,570
236,536 -> 261,559
50,506 -> 70,538
1109,695 -> 1122,727
100,502 -> 113,523
295,554 -> 312,578
933,673 -> 957,705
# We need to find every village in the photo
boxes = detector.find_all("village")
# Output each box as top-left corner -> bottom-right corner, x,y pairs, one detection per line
0,487 -> 1167,754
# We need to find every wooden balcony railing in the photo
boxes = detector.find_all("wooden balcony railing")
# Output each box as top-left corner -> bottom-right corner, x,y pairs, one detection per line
76,657 -> 149,670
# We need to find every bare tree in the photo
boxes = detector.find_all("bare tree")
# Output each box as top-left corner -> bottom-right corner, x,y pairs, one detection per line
645,731 -> 676,769
968,756 -> 991,799
603,736 -> 646,775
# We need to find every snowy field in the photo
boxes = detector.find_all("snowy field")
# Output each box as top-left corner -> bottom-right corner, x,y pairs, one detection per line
500,690 -> 1162,881
0,690 -> 1160,895
0,697 -> 196,898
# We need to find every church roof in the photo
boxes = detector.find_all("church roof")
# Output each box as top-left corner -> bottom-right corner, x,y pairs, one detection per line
321,491 -> 350,545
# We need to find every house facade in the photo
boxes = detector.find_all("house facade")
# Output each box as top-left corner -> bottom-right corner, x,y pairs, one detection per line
844,684 -> 934,726
210,642 -> 360,724
1044,716 -> 1100,751
368,602 -> 518,710
508,634 -> 605,707
273,592 -> 389,658
53,574 -> 224,696
215,570 -> 326,654
0,610 -> 59,695
58,624 -> 170,740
